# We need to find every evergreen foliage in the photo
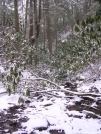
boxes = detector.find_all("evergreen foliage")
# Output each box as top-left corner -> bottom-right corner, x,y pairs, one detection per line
1,0 -> 101,95
44,0 -> 101,80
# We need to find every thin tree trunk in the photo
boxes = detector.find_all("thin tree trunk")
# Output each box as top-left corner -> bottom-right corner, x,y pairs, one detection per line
29,0 -> 33,41
33,0 -> 41,42
71,5 -> 74,34
33,0 -> 41,65
33,0 -> 37,66
43,16 -> 46,50
43,0 -> 46,50
29,0 -> 33,65
14,0 -> 19,32
55,18 -> 58,51
3,0 -> 6,26
37,0 -> 41,38
21,0 -> 24,33
25,0 -> 29,38
45,0 -> 52,54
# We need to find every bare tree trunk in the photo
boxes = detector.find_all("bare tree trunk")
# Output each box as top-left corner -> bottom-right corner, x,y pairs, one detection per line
32,0 -> 41,43
14,0 -> 19,32
29,0 -> 41,65
43,16 -> 46,50
29,0 -> 33,65
37,0 -> 41,37
71,5 -> 74,34
55,18 -> 58,51
34,0 -> 42,65
43,1 -> 46,50
3,0 -> 6,26
29,0 -> 33,41
21,0 -> 24,33
25,0 -> 29,38
14,0 -> 20,53
34,0 -> 37,65
45,0 -> 52,54
88,0 -> 92,7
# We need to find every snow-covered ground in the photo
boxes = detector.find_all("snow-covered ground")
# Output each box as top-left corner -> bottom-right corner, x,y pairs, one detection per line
0,67 -> 101,134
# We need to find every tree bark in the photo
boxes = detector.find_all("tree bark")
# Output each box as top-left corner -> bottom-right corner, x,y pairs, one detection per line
55,17 -> 58,51
45,0 -> 52,54
29,0 -> 33,42
25,0 -> 29,38
14,0 -> 19,32
3,0 -> 6,26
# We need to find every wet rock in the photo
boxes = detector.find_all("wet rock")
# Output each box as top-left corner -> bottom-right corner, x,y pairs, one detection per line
9,105 -> 19,110
96,99 -> 101,105
64,82 -> 77,91
44,103 -> 52,107
89,86 -> 99,93
49,129 -> 65,134
35,126 -> 48,131
9,120 -> 18,126
25,100 -> 31,104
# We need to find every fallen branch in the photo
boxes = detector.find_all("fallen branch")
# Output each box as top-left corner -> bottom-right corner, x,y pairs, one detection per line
37,91 -> 62,98
61,88 -> 101,97
30,87 -> 101,98
21,78 -> 101,97
0,91 -> 7,95
22,78 -> 61,89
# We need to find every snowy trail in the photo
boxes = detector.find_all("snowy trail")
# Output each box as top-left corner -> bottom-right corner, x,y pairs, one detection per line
0,70 -> 101,133
0,81 -> 101,134
20,98 -> 101,134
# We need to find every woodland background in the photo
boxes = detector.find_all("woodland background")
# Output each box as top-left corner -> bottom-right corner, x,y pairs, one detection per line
0,0 -> 101,93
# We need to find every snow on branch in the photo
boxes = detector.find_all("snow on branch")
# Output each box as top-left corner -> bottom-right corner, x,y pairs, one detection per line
22,77 -> 61,89
22,77 -> 101,98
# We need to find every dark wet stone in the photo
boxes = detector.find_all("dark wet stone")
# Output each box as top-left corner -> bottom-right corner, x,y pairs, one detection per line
25,100 -> 31,103
49,129 -> 65,134
35,126 -> 48,131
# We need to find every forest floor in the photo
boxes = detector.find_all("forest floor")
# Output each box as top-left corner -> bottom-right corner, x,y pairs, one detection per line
0,67 -> 101,134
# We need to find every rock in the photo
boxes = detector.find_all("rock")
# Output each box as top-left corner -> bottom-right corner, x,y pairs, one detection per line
9,120 -> 17,126
64,81 -> 77,90
49,129 -> 65,134
35,126 -> 48,131
25,100 -> 31,104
